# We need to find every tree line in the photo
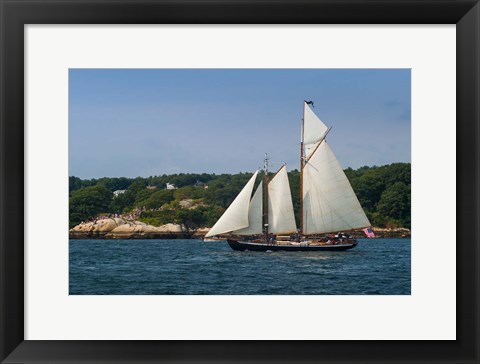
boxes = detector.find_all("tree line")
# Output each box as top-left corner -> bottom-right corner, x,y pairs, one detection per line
69,163 -> 411,230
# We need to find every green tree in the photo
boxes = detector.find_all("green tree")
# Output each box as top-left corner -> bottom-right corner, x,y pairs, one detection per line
69,176 -> 96,194
138,209 -> 177,226
128,179 -> 147,192
288,169 -> 300,226
176,207 -> 208,236
202,205 -> 225,227
174,186 -> 205,201
69,185 -> 112,228
109,191 -> 135,214
141,190 -> 174,209
382,163 -> 411,187
96,177 -> 132,192
376,181 -> 411,228
351,171 -> 385,211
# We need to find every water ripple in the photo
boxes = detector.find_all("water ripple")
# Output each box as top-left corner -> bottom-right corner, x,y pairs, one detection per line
69,238 -> 411,295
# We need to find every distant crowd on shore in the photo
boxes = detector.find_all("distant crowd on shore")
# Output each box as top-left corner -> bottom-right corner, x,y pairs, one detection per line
80,207 -> 146,225
79,202 -> 186,226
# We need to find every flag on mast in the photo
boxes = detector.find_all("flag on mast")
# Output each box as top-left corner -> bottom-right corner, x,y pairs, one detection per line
362,228 -> 375,238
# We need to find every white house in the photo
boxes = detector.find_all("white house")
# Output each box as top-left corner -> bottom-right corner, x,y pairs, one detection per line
166,183 -> 177,190
113,190 -> 127,197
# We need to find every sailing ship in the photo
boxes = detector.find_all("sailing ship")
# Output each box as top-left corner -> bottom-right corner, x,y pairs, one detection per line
205,101 -> 372,252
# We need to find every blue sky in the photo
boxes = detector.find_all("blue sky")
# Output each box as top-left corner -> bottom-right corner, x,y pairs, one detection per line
69,69 -> 410,179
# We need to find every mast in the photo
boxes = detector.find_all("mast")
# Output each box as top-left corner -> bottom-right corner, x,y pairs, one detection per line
264,153 -> 269,242
299,101 -> 307,238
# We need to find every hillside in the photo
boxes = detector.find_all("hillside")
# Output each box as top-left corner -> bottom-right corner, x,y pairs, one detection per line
69,163 -> 411,232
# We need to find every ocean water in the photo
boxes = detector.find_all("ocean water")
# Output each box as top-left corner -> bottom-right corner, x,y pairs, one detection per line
69,238 -> 410,295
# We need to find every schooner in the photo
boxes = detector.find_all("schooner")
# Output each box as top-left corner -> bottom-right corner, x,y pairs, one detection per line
205,101 -> 372,251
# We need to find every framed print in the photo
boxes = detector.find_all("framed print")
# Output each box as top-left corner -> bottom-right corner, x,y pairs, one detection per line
1,0 -> 479,363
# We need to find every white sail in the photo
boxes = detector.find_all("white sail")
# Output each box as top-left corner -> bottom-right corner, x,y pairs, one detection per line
268,165 -> 297,234
303,102 -> 328,158
234,181 -> 263,235
303,141 -> 370,234
205,171 -> 258,237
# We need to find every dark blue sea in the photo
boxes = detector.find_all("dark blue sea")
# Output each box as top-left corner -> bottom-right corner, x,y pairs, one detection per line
69,238 -> 410,295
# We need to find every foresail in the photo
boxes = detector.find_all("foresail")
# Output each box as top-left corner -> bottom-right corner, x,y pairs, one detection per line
303,142 -> 370,234
205,171 -> 258,237
268,165 -> 297,234
303,102 -> 328,158
234,181 -> 263,235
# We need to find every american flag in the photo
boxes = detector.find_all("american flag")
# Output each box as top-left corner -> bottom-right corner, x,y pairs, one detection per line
362,228 -> 375,238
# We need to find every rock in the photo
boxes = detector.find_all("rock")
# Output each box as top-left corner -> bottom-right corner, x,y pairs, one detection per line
110,223 -> 135,234
69,219 -> 188,239
179,199 -> 194,208
70,221 -> 95,232
196,227 -> 210,235
192,227 -> 210,238
133,223 -> 155,233
92,218 -> 119,232
157,223 -> 184,233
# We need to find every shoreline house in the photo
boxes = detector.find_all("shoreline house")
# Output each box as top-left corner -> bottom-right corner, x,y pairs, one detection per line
113,189 -> 127,197
166,183 -> 177,190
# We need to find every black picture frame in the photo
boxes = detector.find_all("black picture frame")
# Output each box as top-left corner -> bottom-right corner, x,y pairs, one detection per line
1,1 -> 478,363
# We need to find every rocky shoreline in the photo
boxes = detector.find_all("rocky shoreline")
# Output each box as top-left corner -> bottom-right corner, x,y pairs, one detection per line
365,227 -> 411,238
69,217 -> 209,239
69,218 -> 410,239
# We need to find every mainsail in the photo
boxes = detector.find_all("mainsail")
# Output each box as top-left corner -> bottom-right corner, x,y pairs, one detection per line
302,104 -> 370,234
268,165 -> 297,234
205,171 -> 258,237
234,181 -> 263,235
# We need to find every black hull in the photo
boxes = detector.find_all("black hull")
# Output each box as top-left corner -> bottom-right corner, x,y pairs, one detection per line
227,239 -> 358,252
